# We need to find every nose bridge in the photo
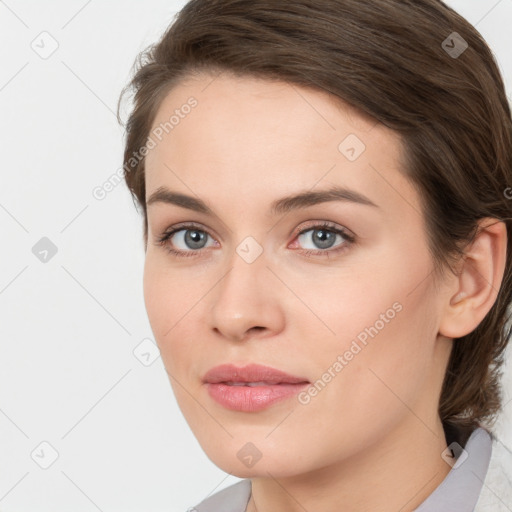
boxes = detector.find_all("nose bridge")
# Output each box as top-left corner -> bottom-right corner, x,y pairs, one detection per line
208,236 -> 282,339
216,236 -> 268,308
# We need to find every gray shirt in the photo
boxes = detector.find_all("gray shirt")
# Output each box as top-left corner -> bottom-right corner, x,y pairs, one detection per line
191,426 -> 500,512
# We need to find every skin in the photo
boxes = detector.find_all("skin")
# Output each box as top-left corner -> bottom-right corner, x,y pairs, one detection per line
142,71 -> 507,512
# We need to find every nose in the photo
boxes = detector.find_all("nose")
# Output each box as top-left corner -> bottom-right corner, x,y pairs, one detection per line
208,245 -> 285,343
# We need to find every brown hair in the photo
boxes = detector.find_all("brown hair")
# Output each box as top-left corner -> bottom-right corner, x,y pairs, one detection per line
117,0 -> 512,435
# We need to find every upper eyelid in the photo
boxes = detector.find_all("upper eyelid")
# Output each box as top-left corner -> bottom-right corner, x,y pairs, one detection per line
166,220 -> 348,234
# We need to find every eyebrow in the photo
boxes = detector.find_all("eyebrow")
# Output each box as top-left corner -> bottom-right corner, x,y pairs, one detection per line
146,185 -> 380,216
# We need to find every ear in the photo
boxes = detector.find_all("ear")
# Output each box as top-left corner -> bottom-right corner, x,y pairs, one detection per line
438,218 -> 508,339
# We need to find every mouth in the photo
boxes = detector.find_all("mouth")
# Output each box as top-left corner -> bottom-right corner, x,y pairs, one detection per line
202,363 -> 310,412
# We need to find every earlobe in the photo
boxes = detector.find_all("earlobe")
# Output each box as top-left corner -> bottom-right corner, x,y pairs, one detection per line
438,218 -> 507,339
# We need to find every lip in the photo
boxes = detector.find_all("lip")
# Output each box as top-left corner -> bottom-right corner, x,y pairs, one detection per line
203,363 -> 308,384
203,364 -> 310,412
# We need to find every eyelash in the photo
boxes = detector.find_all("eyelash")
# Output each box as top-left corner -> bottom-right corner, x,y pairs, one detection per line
155,221 -> 356,259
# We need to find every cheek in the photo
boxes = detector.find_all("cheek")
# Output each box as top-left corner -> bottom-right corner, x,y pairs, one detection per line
298,241 -> 437,408
143,253 -> 195,335
283,282 -> 436,469
143,256 -> 185,366
142,254 -> 207,381
143,257 -> 170,339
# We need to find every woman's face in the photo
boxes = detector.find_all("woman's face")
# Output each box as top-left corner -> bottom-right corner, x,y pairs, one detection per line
143,71 -> 453,477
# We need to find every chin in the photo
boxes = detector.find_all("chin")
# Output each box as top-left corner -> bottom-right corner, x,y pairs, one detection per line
199,439 -> 311,479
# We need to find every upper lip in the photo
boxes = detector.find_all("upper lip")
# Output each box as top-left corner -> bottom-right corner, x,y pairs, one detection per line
203,363 -> 309,384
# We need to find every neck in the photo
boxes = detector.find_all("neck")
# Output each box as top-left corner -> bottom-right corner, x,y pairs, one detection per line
246,416 -> 452,512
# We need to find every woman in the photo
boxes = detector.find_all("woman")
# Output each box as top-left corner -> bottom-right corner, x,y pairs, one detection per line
117,0 -> 512,510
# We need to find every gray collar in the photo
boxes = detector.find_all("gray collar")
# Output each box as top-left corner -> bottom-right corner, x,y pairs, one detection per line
415,426 -> 492,511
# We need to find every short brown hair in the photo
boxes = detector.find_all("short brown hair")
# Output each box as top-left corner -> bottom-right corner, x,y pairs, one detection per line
117,0 -> 512,434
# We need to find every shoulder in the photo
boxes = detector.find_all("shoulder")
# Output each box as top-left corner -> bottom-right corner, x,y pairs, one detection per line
189,479 -> 252,512
474,432 -> 512,512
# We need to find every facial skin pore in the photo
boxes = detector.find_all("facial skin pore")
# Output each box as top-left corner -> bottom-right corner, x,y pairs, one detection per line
142,71 -> 507,512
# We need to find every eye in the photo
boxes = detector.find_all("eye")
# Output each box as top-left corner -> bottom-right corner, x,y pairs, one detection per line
292,221 -> 355,258
155,223 -> 216,258
154,221 -> 355,259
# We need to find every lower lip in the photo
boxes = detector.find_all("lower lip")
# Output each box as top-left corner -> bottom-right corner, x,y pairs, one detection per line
205,382 -> 310,412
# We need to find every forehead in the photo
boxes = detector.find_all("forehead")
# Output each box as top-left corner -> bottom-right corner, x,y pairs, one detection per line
144,72 -> 420,223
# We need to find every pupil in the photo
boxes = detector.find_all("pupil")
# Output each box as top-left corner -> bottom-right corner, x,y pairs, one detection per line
186,230 -> 205,248
314,229 -> 334,249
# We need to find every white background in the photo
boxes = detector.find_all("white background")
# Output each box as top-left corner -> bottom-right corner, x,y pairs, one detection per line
1,1 -> 511,511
